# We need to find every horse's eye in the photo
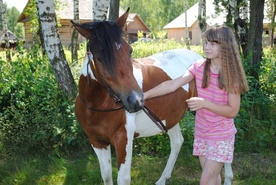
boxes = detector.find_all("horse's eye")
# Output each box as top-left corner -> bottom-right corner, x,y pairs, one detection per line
129,48 -> 133,56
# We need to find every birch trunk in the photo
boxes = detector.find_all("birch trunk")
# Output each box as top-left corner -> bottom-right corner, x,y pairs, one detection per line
71,0 -> 79,63
233,0 -> 249,56
92,0 -> 110,21
270,0 -> 276,47
0,0 -> 11,60
229,0 -> 238,20
36,0 -> 77,98
198,0 -> 206,43
184,0 -> 190,49
241,0 -> 249,22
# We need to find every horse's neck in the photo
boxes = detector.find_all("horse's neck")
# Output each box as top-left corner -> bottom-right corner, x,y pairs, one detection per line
78,75 -> 114,108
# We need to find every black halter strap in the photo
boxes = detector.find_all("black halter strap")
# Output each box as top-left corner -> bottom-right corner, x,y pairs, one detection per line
82,43 -> 167,133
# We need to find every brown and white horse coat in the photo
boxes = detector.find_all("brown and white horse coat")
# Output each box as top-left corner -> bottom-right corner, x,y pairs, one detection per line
73,8 -> 233,185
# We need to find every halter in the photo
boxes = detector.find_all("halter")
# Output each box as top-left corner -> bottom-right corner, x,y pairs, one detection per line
79,43 -> 168,133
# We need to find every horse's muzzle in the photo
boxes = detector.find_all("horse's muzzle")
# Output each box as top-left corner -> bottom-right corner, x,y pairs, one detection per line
122,91 -> 144,113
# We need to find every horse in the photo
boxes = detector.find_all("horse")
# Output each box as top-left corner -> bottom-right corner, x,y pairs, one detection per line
72,8 -> 233,185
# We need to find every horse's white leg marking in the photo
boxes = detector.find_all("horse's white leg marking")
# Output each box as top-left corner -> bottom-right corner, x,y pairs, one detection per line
92,145 -> 113,185
117,112 -> 136,185
224,163 -> 233,185
156,123 -> 184,185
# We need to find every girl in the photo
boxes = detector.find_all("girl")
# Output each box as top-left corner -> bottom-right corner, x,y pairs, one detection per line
144,26 -> 248,185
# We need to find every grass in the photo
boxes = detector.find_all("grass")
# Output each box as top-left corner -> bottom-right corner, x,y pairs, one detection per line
1,148 -> 276,185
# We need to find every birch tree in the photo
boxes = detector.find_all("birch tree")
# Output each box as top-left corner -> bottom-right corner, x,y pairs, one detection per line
267,0 -> 276,47
184,0 -> 190,49
36,0 -> 77,98
198,0 -> 206,40
236,0 -> 249,56
0,0 -> 11,60
92,0 -> 110,21
71,0 -> 79,63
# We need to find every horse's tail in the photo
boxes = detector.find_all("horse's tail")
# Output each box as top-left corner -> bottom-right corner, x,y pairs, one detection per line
188,79 -> 197,98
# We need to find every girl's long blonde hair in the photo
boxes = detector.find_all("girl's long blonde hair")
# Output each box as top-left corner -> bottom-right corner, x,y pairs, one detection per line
202,26 -> 249,94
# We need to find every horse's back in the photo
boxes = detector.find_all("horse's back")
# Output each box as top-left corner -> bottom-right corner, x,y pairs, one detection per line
148,48 -> 203,82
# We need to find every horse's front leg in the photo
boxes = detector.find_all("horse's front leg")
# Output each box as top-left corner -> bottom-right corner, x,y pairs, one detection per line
92,145 -> 113,185
115,113 -> 136,185
156,123 -> 184,185
224,163 -> 233,185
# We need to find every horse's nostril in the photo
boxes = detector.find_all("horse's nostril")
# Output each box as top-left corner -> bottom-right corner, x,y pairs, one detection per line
126,91 -> 143,112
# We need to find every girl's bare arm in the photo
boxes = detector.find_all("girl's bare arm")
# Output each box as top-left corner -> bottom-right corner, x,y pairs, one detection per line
144,70 -> 194,100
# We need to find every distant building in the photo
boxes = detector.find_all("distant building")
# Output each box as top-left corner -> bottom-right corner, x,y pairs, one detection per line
0,30 -> 17,49
164,0 -> 275,46
17,0 -> 151,46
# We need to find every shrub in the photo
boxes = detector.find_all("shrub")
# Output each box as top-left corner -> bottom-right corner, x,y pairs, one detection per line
0,44 -> 86,154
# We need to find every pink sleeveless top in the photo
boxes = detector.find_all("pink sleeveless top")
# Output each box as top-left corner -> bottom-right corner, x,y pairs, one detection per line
188,60 -> 237,140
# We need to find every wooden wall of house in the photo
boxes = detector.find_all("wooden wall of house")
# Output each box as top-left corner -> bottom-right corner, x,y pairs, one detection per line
23,22 -> 35,45
23,19 -> 87,46
166,22 -> 204,45
128,16 -> 149,34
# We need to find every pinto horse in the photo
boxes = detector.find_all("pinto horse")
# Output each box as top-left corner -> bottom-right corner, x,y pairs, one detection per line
72,8 -> 233,185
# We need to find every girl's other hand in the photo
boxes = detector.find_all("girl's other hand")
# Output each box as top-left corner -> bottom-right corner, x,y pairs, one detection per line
186,97 -> 205,111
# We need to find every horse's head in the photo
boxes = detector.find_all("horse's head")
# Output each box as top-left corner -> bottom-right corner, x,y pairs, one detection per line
71,8 -> 144,113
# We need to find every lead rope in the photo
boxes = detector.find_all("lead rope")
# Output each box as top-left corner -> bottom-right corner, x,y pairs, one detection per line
86,44 -> 167,133
142,106 -> 168,133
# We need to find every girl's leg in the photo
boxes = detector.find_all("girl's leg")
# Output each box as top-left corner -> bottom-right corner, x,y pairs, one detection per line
199,155 -> 223,185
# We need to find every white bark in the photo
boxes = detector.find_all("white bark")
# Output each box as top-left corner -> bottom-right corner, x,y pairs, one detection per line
229,0 -> 238,20
71,0 -> 79,63
0,0 -> 9,48
184,0 -> 190,49
36,0 -> 76,97
198,0 -> 206,33
241,0 -> 249,22
92,0 -> 110,21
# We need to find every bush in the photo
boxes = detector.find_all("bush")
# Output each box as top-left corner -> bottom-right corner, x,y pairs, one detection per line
234,48 -> 276,153
0,44 -> 86,154
0,40 -> 275,155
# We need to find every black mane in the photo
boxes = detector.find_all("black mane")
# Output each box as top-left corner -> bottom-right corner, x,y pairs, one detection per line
86,21 -> 124,75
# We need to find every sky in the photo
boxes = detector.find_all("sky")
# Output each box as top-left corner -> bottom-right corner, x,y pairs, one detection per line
4,0 -> 28,13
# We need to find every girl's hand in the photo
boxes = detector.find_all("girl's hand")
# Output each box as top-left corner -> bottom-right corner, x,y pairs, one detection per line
186,97 -> 205,111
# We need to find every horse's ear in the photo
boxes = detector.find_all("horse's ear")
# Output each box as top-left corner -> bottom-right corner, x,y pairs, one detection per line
71,20 -> 91,39
116,7 -> 129,29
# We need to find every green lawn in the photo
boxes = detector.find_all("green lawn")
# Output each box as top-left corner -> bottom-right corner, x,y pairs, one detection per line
1,149 -> 276,185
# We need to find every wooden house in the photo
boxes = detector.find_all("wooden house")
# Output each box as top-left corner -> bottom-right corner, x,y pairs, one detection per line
164,0 -> 275,46
0,30 -> 17,49
17,0 -> 150,46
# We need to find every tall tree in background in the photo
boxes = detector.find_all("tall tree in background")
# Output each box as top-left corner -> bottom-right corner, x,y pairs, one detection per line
92,0 -> 110,21
71,0 -> 79,63
267,0 -> 276,47
198,0 -> 206,35
184,0 -> 190,49
0,0 -> 11,60
246,0 -> 265,81
109,0 -> 120,21
234,0 -> 249,56
36,0 -> 77,98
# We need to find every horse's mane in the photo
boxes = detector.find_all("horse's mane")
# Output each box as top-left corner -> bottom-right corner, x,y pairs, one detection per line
87,21 -> 124,75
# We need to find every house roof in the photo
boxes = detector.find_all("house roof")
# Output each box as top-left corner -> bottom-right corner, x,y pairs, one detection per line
0,30 -> 17,42
17,0 -> 146,27
164,0 -> 225,29
164,0 -> 274,29
0,30 -> 18,48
